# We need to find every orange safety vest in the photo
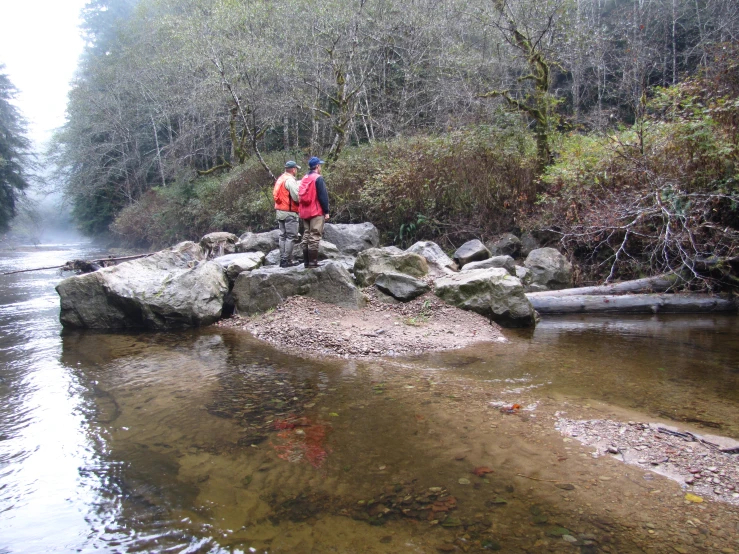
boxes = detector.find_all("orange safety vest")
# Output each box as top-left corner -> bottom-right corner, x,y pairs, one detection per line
273,173 -> 298,213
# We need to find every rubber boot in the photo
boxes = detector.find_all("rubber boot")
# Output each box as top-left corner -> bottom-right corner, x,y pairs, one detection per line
308,249 -> 319,268
303,248 -> 310,269
279,258 -> 287,268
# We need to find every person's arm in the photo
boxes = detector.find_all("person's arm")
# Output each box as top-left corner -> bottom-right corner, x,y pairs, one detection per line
286,176 -> 300,203
315,176 -> 329,216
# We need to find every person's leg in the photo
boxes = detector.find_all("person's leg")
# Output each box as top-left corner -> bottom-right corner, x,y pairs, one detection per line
306,216 -> 325,267
284,215 -> 299,265
277,219 -> 287,267
300,219 -> 311,267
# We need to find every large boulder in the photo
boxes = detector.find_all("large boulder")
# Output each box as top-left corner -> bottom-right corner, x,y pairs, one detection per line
232,261 -> 364,315
453,239 -> 490,268
354,248 -> 428,287
200,232 -> 239,258
485,233 -> 521,258
56,242 -> 229,329
434,267 -> 537,327
236,230 -> 280,254
524,247 -> 573,290
462,255 -> 516,275
323,222 -> 380,255
374,272 -> 430,301
406,241 -> 457,274
213,252 -> 265,282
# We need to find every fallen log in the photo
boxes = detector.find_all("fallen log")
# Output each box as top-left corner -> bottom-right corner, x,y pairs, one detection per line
0,253 -> 153,276
525,273 -> 683,298
527,293 -> 737,314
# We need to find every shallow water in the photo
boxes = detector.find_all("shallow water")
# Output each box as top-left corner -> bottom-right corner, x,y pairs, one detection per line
1,244 -> 738,553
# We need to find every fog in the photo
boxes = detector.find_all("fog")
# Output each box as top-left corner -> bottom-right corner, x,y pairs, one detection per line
5,192 -> 87,247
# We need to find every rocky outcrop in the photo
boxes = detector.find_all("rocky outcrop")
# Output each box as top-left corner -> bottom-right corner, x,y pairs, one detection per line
374,272 -> 430,301
354,248 -> 429,287
434,267 -> 537,327
453,239 -> 490,268
232,261 -> 365,315
486,233 -> 521,258
236,230 -> 280,254
524,247 -> 573,291
200,232 -> 239,258
406,241 -> 457,274
213,252 -> 265,282
462,255 -> 516,275
56,242 -> 228,329
323,222 -> 380,255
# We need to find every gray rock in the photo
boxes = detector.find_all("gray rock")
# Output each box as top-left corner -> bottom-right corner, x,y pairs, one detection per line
56,241 -> 228,329
462,255 -> 516,275
213,252 -> 265,282
381,246 -> 405,255
434,267 -> 537,327
232,261 -> 365,315
265,248 -> 281,266
520,232 -> 540,257
486,233 -> 521,258
524,247 -> 573,290
354,248 -> 429,287
406,241 -> 457,274
236,230 -> 280,254
200,232 -> 239,258
453,239 -> 490,268
374,272 -> 430,301
515,265 -> 533,286
323,222 -> 380,255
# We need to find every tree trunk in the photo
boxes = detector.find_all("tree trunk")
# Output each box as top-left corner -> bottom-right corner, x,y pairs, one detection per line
525,273 -> 682,298
526,293 -> 737,315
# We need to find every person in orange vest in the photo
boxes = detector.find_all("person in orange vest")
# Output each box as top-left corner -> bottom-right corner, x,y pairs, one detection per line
273,160 -> 302,267
298,157 -> 330,268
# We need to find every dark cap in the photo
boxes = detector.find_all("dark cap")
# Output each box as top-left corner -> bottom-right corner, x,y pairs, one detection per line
285,160 -> 300,169
308,156 -> 326,169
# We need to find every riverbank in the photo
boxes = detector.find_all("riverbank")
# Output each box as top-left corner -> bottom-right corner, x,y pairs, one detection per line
216,290 -> 506,359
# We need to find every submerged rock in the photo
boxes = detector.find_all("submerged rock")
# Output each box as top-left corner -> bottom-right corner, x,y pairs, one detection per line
56,241 -> 228,329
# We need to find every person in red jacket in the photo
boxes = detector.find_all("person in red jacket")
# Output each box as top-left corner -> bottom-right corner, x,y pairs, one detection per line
298,157 -> 330,268
273,160 -> 301,267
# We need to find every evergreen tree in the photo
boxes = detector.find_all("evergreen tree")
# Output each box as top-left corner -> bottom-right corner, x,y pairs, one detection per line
0,66 -> 32,233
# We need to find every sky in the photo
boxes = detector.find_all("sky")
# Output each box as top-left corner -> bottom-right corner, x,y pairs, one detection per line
0,0 -> 89,148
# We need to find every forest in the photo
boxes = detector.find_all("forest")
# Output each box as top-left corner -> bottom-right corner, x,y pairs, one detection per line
47,0 -> 739,287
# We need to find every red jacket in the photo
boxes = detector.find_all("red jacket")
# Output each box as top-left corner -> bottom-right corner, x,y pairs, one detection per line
299,172 -> 323,219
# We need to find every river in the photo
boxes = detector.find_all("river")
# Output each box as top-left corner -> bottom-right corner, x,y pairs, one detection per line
1,241 -> 738,553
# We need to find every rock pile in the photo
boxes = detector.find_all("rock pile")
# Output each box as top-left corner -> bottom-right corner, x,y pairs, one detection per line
57,223 -> 574,332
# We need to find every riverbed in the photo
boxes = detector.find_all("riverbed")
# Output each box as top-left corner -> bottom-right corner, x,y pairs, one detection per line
1,242 -> 738,553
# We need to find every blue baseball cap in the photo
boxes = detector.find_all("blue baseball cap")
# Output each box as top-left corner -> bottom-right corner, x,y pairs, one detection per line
308,156 -> 326,169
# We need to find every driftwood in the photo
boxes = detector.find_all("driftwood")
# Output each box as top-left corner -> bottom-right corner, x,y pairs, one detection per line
525,273 -> 682,298
527,292 -> 737,314
0,253 -> 153,276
